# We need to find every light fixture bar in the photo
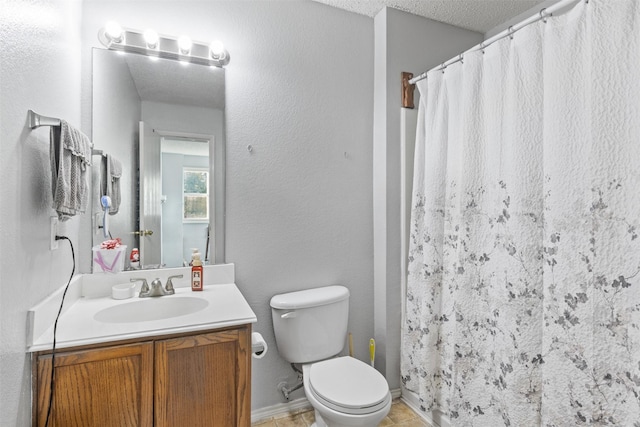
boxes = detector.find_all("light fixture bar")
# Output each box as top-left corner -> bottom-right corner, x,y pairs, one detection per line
98,26 -> 230,67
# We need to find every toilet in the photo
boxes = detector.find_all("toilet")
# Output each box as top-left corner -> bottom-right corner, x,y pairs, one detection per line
270,286 -> 391,427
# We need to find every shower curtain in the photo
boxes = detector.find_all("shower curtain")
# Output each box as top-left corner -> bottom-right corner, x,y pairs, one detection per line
402,1 -> 640,425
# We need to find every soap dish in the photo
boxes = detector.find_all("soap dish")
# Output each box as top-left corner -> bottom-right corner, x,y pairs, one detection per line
112,283 -> 136,300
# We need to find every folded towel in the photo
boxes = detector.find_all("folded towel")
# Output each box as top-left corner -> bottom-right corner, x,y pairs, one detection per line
106,154 -> 122,215
50,120 -> 92,221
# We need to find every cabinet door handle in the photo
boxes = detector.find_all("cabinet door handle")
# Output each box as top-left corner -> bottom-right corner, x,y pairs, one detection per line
281,312 -> 297,319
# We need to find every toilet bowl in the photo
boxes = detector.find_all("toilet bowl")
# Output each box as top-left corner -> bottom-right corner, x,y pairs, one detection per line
270,286 -> 392,427
303,357 -> 391,427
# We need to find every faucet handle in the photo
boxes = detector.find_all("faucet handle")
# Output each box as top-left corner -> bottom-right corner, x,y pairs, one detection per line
130,278 -> 149,293
165,274 -> 183,294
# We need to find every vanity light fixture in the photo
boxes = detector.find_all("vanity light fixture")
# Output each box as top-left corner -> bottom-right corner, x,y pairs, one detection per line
177,35 -> 192,55
143,29 -> 159,50
98,22 -> 230,67
209,40 -> 227,61
104,21 -> 124,44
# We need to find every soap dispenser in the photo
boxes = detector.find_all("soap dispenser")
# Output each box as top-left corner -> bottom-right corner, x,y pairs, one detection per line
191,249 -> 203,291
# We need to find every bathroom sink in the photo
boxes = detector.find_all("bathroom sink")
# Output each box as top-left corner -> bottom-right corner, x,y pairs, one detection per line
94,297 -> 209,323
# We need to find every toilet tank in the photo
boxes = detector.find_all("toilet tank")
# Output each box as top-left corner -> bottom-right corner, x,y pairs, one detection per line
270,286 -> 350,364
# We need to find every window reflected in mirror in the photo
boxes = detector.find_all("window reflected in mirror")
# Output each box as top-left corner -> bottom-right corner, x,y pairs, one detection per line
183,169 -> 209,222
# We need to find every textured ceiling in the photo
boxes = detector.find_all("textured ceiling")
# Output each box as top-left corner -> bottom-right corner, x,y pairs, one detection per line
310,0 -> 546,33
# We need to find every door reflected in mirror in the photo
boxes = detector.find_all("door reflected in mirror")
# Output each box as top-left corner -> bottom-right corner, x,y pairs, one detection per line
161,136 -> 212,267
92,48 -> 225,270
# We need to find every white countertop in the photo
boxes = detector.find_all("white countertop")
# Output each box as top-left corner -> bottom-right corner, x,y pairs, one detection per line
28,264 -> 257,352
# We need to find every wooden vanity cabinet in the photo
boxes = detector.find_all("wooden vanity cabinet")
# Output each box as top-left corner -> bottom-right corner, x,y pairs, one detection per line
154,328 -> 251,426
33,325 -> 252,427
34,342 -> 154,427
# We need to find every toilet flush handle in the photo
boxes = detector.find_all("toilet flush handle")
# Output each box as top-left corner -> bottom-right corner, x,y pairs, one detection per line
281,311 -> 297,319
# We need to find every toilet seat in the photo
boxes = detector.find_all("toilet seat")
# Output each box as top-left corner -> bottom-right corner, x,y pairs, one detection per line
307,356 -> 391,415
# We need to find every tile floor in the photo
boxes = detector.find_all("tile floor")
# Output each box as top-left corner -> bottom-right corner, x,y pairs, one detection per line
252,399 -> 431,427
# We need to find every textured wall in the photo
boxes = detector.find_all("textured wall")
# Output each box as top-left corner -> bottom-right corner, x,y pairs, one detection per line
0,0 -> 83,425
81,0 -> 374,410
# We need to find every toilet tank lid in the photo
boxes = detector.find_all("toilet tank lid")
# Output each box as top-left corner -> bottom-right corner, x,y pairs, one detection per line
270,286 -> 349,309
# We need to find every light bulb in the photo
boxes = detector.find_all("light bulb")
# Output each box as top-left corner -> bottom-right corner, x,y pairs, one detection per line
209,40 -> 225,59
144,29 -> 159,49
105,21 -> 124,43
178,35 -> 192,55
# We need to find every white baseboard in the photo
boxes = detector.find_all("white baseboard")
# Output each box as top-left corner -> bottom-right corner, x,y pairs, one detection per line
400,387 -> 450,427
251,388 -> 403,424
251,397 -> 313,424
390,387 -> 402,400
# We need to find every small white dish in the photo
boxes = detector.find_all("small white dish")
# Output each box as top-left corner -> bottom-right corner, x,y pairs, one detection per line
111,283 -> 136,300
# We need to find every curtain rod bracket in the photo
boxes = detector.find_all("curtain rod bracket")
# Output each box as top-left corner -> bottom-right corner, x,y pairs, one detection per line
401,72 -> 415,109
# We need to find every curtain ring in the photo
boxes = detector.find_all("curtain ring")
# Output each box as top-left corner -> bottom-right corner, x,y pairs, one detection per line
539,8 -> 550,23
458,54 -> 464,64
480,42 -> 485,54
441,63 -> 446,74
508,26 -> 515,40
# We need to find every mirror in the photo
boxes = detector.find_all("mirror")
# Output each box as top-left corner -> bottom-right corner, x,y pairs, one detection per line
91,48 -> 225,270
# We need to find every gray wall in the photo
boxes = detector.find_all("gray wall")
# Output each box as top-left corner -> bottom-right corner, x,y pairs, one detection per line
0,1 -> 83,425
373,7 -> 483,389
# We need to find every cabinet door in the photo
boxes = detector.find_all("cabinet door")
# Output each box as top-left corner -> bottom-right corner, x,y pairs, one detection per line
155,326 -> 251,427
35,342 -> 153,427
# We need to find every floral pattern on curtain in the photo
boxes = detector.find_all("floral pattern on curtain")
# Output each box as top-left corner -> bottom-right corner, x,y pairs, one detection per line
402,1 -> 640,426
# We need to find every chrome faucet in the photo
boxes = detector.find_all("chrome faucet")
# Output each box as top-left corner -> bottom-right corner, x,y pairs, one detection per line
164,274 -> 183,294
130,278 -> 149,296
131,275 -> 183,298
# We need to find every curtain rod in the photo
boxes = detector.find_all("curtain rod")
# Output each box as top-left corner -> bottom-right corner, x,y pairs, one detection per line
409,0 -> 583,85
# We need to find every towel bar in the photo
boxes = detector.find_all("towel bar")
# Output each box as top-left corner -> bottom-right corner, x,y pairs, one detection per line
28,109 -> 61,129
28,109 -> 98,154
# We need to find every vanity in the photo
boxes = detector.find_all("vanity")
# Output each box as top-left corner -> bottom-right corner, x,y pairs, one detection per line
28,264 -> 256,427
28,26 -> 251,426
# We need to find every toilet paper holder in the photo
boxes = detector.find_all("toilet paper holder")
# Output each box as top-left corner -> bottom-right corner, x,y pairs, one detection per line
251,332 -> 268,359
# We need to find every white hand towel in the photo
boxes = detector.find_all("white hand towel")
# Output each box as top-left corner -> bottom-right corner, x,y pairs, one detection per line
50,121 -> 92,221
106,154 -> 122,215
